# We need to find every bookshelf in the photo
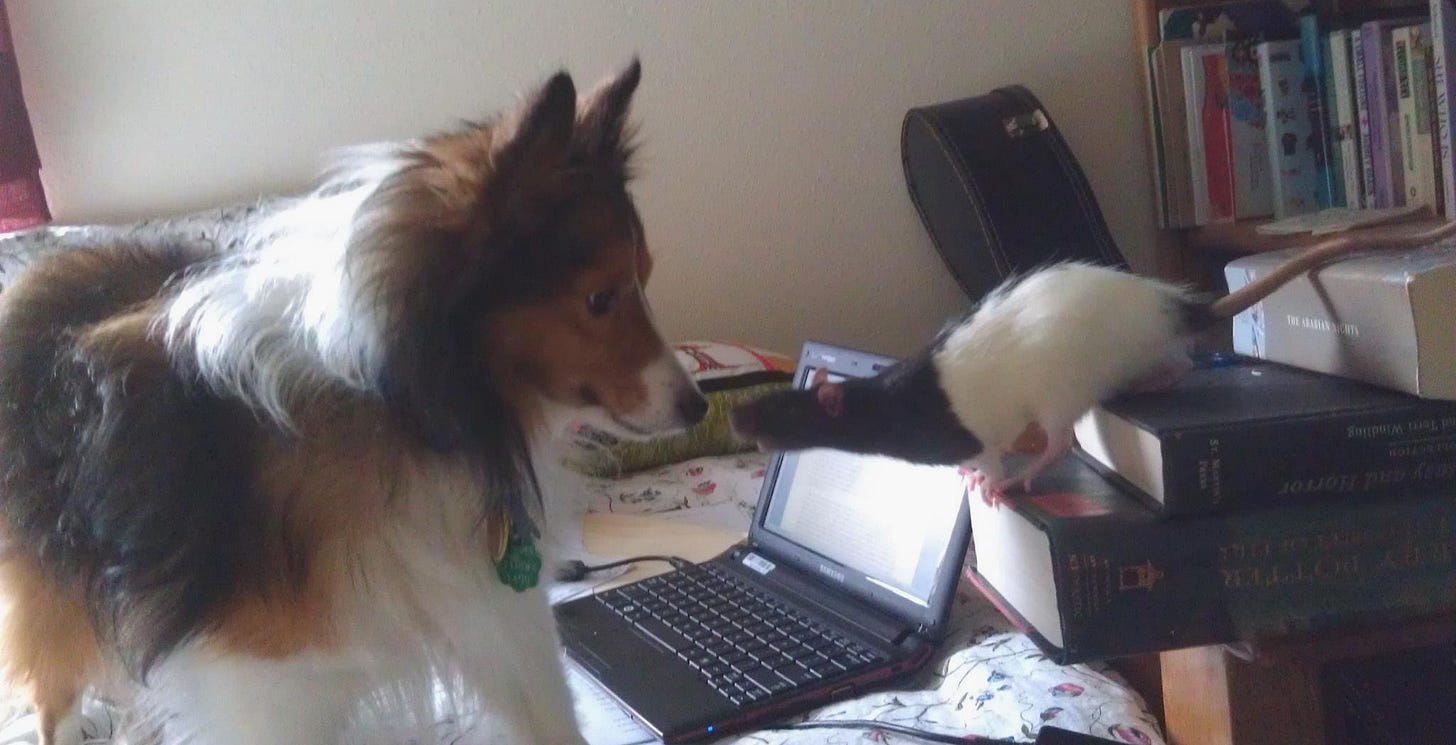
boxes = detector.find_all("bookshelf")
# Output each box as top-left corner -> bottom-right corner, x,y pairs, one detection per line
1132,0 -> 1450,292
1129,5 -> 1456,744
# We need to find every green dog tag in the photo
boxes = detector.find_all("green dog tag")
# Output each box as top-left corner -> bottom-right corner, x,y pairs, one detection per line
496,527 -> 542,592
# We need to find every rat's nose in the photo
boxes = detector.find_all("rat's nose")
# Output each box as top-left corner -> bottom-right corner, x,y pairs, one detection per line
676,391 -> 709,427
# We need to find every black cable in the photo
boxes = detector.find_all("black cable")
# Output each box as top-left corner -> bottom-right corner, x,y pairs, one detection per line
758,719 -> 1005,744
555,554 -> 693,582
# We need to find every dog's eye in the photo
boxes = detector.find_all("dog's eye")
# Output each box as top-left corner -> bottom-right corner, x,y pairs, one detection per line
587,288 -> 618,316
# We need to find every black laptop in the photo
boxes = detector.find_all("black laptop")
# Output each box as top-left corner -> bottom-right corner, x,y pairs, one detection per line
554,341 -> 973,743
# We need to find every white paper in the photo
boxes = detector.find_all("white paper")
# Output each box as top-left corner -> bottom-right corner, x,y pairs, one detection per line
1254,205 -> 1427,235
565,660 -> 659,745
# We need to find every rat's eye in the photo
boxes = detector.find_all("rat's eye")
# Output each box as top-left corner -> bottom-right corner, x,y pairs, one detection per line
587,288 -> 618,317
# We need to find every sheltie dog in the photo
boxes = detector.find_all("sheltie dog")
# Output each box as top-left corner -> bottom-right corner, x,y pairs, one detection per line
0,59 -> 706,745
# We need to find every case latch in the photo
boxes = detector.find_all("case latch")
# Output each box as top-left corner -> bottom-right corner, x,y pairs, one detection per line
1003,109 -> 1049,138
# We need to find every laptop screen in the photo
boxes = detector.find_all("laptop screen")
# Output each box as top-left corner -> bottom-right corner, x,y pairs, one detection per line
749,342 -> 972,631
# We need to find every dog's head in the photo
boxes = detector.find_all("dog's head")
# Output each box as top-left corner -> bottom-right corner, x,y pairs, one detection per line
349,59 -> 706,448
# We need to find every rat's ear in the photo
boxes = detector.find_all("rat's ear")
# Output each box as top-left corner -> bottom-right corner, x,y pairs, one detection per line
816,382 -> 845,418
811,368 -> 829,386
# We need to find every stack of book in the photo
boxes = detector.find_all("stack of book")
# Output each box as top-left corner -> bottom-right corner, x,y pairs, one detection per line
1144,0 -> 1456,228
964,355 -> 1456,663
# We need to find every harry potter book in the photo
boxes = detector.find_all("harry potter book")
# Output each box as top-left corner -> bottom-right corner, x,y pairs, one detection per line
964,452 -> 1456,664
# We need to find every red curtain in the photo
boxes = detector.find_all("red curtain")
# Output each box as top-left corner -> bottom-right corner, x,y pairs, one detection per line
0,1 -> 48,232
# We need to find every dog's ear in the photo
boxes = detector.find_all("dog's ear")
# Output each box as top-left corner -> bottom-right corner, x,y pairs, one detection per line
356,72 -> 579,450
577,57 -> 641,175
492,70 -> 578,194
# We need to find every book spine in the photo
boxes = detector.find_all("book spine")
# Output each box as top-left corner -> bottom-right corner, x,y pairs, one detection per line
1225,258 -> 1432,397
1261,40 -> 1321,218
1052,493 -> 1456,662
1330,30 -> 1363,207
1185,49 -> 1213,225
1428,34 -> 1447,214
1156,405 -> 1456,514
1396,25 -> 1438,209
1386,25 -> 1411,204
1228,41 -> 1273,218
1204,53 -> 1237,222
1302,13 -> 1338,208
1365,22 -> 1407,206
1158,45 -> 1198,228
1433,0 -> 1456,217
1146,46 -> 1171,228
1354,26 -> 1379,207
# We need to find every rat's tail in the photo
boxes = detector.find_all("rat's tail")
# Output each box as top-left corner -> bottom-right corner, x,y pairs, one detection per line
1210,216 -> 1456,320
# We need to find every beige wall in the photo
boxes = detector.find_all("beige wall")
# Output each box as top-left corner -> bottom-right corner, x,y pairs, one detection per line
10,1 -> 1154,357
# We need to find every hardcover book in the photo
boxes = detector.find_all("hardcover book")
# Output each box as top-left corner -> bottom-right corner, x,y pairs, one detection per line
965,452 -> 1456,664
1363,19 -> 1420,207
1229,40 -> 1275,217
1150,2 -> 1301,226
1259,39 -> 1325,217
1302,13 -> 1339,208
1354,23 -> 1379,207
1434,0 -> 1456,217
1185,44 -> 1237,224
1226,243 -> 1456,400
1073,357 -> 1456,514
1394,24 -> 1439,209
1154,40 -> 1200,228
1330,30 -> 1364,208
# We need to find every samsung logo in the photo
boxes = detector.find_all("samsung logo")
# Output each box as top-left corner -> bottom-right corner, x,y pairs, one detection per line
817,564 -> 846,583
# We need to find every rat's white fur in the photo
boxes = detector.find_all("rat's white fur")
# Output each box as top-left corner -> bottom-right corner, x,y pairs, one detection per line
932,263 -> 1195,484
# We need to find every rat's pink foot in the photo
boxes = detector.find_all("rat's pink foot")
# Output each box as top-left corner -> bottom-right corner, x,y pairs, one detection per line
980,482 -> 1010,507
994,426 -> 1074,495
988,475 -> 1027,498
963,455 -> 1005,506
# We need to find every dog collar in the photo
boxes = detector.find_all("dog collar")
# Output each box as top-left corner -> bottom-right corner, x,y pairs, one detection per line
488,510 -> 541,592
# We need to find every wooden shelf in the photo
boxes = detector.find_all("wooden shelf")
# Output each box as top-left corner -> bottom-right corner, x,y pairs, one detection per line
1132,0 -> 1447,284
1184,215 -> 1450,255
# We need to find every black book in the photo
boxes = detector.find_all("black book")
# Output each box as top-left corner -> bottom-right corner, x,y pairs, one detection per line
1073,356 -> 1456,515
964,452 -> 1456,664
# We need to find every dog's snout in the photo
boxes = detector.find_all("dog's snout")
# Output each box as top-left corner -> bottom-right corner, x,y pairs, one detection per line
677,391 -> 709,427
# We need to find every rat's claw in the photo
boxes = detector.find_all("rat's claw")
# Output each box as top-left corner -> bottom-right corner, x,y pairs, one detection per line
981,485 -> 1010,507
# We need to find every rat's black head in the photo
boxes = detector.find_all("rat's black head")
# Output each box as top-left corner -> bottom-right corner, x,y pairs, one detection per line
729,362 -> 982,466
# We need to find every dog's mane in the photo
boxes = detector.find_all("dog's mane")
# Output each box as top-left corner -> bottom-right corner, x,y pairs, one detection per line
161,143 -> 418,430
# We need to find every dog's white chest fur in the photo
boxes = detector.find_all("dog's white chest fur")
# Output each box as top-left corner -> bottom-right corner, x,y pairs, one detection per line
145,455 -> 590,745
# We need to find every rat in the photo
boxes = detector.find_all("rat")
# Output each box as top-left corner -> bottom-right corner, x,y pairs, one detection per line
730,219 -> 1456,500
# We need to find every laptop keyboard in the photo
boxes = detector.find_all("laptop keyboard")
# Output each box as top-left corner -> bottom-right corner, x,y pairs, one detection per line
594,563 -> 888,705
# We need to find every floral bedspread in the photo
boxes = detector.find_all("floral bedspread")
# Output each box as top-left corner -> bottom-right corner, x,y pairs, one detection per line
579,454 -> 1165,745
0,438 -> 1163,745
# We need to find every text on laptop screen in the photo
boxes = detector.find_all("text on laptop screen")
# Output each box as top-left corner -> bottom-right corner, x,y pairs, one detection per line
761,369 -> 968,607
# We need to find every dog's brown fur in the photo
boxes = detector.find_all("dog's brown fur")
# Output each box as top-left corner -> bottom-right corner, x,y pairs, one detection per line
0,59 -> 698,745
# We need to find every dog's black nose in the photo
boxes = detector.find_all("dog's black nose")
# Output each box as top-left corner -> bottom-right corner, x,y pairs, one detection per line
677,392 -> 709,426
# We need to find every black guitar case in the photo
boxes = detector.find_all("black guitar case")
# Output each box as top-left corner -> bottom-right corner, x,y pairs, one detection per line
901,85 -> 1129,303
